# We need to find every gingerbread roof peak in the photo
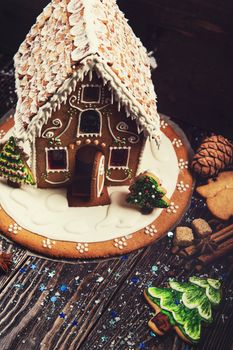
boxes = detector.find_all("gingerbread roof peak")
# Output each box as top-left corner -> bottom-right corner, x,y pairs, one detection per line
14,0 -> 161,143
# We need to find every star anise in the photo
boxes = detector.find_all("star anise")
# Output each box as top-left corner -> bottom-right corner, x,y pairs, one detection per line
195,236 -> 218,255
0,252 -> 13,273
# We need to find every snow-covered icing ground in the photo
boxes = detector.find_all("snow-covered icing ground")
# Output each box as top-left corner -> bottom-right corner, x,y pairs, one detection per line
0,133 -> 179,243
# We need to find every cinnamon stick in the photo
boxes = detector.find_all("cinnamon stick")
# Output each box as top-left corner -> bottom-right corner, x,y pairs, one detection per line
196,237 -> 233,269
211,223 -> 233,242
181,224 -> 233,257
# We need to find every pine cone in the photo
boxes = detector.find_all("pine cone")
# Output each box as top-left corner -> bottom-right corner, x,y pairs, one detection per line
191,135 -> 233,178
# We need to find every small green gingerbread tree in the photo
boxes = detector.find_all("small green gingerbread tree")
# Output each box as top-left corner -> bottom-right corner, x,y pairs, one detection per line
0,136 -> 35,187
127,172 -> 169,214
144,276 -> 222,344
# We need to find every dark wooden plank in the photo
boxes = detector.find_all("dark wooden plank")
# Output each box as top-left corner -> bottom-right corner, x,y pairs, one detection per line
80,220 -> 233,350
0,237 -> 28,293
0,249 -> 146,350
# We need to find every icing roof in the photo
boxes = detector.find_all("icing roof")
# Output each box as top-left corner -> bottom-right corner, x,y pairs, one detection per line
14,0 -> 161,142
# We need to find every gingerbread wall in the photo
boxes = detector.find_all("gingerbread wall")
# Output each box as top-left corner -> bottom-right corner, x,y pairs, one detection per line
35,72 -> 144,188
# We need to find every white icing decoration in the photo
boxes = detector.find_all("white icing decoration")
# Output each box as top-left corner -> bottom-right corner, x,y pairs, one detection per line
76,243 -> 89,254
46,194 -> 68,212
178,159 -> 189,170
8,223 -> 22,235
144,225 -> 157,237
42,119 -> 63,139
45,178 -> 70,185
172,138 -> 183,148
177,181 -> 190,193
149,138 -> 169,162
0,132 -> 179,243
116,122 -> 140,144
42,238 -> 55,249
113,236 -> 131,250
167,202 -> 179,214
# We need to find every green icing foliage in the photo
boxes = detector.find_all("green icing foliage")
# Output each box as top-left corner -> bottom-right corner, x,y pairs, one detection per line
146,277 -> 221,343
0,137 -> 35,185
207,278 -> 221,290
127,174 -> 169,212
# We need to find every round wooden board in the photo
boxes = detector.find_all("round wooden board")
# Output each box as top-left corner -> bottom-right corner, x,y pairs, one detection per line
0,113 -> 194,259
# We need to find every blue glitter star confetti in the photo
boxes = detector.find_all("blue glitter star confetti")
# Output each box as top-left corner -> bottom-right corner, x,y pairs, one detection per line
59,312 -> 66,319
151,265 -> 158,273
121,255 -> 128,261
50,296 -> 57,303
139,342 -> 146,349
150,331 -> 156,337
101,336 -> 108,343
131,276 -> 140,284
110,310 -> 118,318
60,284 -> 68,292
30,264 -> 37,270
48,270 -> 56,278
19,267 -> 27,273
72,320 -> 78,327
39,284 -> 46,292
174,299 -> 180,305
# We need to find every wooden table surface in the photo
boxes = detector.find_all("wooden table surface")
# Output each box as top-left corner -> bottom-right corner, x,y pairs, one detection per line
0,60 -> 233,350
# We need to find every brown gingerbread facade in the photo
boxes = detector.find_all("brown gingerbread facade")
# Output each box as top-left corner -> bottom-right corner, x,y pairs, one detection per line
35,72 -> 144,205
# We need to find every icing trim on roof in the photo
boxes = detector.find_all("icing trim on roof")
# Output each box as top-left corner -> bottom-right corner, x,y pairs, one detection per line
14,55 -> 161,145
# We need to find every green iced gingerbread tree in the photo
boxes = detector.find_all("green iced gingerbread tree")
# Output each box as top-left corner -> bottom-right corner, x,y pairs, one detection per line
127,172 -> 169,214
144,276 -> 221,344
0,137 -> 35,187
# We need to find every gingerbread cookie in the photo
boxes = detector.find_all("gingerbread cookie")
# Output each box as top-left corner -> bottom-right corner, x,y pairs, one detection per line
144,277 -> 221,344
196,171 -> 233,220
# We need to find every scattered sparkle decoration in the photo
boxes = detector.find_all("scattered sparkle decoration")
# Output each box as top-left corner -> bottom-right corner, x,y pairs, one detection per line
113,235 -> 132,250
151,265 -> 158,273
172,138 -> 183,148
19,267 -> 27,273
42,238 -> 56,249
167,202 -> 179,214
167,231 -> 174,238
39,284 -> 46,292
50,296 -> 57,303
48,270 -> 56,278
178,159 -> 189,170
177,180 -> 190,193
59,312 -> 66,319
8,223 -> 22,235
60,284 -> 68,292
76,242 -> 89,254
144,225 -> 158,237
131,276 -> 140,284
96,276 -> 104,283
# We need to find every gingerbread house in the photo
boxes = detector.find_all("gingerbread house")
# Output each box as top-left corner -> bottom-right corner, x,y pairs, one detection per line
13,0 -> 161,206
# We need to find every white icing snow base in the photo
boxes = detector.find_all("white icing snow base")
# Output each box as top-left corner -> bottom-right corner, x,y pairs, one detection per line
0,133 -> 179,243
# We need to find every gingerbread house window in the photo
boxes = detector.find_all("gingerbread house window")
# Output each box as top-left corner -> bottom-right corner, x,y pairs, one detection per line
78,110 -> 102,137
109,147 -> 131,169
46,148 -> 68,172
81,85 -> 101,103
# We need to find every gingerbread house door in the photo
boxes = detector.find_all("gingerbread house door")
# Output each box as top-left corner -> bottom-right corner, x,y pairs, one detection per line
68,147 -> 110,207
91,152 -> 105,199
